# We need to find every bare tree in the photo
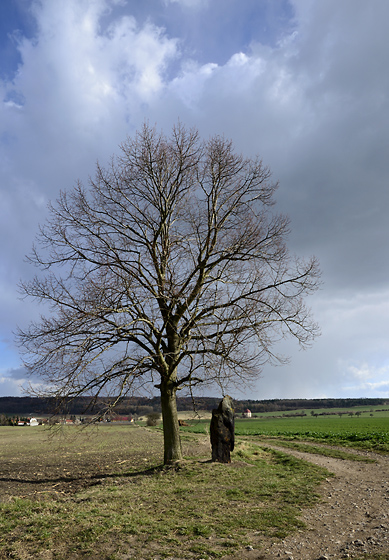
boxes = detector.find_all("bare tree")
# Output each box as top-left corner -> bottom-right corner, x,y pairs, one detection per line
17,123 -> 320,464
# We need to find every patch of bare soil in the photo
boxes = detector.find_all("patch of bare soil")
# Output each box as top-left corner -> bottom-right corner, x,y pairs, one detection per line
0,427 -> 210,502
0,427 -> 158,500
230,443 -> 389,560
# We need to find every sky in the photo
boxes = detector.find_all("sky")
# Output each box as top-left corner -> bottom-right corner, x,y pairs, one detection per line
1,0 -> 389,401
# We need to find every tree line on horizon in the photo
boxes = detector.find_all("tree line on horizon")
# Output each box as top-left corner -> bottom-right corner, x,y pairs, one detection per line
0,396 -> 387,416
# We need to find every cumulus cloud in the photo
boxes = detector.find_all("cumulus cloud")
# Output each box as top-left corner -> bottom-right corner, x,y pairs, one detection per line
2,0 -> 178,141
0,0 -> 179,305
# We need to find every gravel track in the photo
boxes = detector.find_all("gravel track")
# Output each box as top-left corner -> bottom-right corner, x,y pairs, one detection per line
236,443 -> 389,560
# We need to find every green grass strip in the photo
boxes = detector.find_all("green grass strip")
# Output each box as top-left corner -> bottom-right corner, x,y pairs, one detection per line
255,439 -> 377,463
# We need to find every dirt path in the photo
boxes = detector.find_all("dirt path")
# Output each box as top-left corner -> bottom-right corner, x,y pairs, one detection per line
244,444 -> 389,560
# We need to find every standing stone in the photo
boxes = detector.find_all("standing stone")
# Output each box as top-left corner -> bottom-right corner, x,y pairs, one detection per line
210,395 -> 235,463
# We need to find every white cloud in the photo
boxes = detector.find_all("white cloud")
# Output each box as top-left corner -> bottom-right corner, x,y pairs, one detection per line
341,377 -> 389,396
169,61 -> 218,109
341,362 -> 377,382
8,0 -> 178,128
0,377 -> 23,396
0,374 -> 52,398
0,0 -> 180,269
0,366 -> 27,396
162,0 -> 208,9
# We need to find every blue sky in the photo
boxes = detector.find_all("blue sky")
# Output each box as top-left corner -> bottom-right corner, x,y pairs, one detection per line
1,0 -> 389,400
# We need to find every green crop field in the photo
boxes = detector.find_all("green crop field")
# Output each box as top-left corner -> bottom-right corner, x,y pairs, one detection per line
182,407 -> 389,453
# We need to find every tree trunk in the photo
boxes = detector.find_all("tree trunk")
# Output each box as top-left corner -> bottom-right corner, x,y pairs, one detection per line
160,379 -> 183,464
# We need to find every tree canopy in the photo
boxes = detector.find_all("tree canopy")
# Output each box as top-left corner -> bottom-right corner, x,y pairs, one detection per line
18,123 -> 320,463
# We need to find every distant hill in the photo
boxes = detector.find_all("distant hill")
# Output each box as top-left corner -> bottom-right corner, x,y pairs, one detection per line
0,396 -> 387,416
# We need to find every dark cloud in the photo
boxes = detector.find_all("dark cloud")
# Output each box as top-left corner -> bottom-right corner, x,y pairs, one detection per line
5,366 -> 27,381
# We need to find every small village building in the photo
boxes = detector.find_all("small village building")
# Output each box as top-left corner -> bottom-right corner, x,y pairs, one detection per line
243,409 -> 252,418
29,417 -> 39,426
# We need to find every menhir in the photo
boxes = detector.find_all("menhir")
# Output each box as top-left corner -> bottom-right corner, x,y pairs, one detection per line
210,395 -> 235,463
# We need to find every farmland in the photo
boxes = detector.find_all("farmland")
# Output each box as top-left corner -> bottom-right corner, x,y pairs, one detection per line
0,408 -> 388,559
181,406 -> 389,453
0,424 -> 329,560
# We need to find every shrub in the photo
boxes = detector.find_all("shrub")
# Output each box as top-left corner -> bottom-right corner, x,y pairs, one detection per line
146,412 -> 161,426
